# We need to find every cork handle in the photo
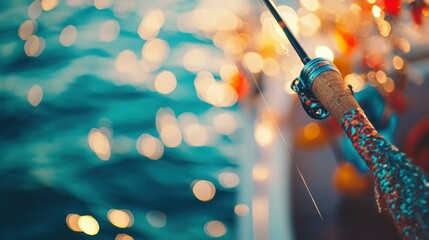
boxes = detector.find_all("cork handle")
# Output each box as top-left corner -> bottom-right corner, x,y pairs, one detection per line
311,70 -> 360,124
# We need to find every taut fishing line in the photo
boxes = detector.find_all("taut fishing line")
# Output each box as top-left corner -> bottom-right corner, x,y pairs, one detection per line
242,0 -> 334,238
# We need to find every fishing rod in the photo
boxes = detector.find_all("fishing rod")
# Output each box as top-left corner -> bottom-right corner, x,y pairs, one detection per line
261,0 -> 343,120
261,0 -> 429,239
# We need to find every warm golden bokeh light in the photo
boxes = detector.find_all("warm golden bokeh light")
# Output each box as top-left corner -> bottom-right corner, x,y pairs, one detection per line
397,38 -> 411,53
204,220 -> 227,238
59,25 -> 78,47
234,204 -> 250,216
146,210 -> 167,228
138,10 -> 164,40
184,123 -> 209,146
212,112 -> 237,135
115,234 -> 134,240
28,84 -> 43,107
299,0 -> 320,11
88,128 -> 111,160
192,180 -> 216,202
344,74 -> 364,93
136,133 -> 164,160
108,209 -> 134,228
78,215 -> 100,236
315,46 -> 334,61
383,78 -> 395,93
252,197 -> 269,225
154,71 -> 177,94
98,20 -> 120,42
66,214 -> 82,232
377,20 -> 391,37
263,58 -> 280,76
115,50 -> 137,73
392,55 -> 404,70
375,70 -> 387,84
303,122 -> 321,140
41,0 -> 59,11
372,5 -> 382,18
24,35 -> 45,57
242,52 -> 264,74
205,82 -> 238,107
299,13 -> 321,37
252,164 -> 269,181
159,123 -> 182,148
218,171 -> 240,188
18,20 -> 37,40
142,38 -> 169,63
28,0 -> 43,19
94,0 -> 113,10
183,47 -> 208,73
254,122 -> 275,147
220,63 -> 239,83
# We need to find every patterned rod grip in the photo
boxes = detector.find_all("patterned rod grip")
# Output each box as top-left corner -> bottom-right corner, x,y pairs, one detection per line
311,69 -> 429,239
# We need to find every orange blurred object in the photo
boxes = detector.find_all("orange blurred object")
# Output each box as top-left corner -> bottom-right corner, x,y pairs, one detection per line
334,27 -> 358,55
229,71 -> 250,100
333,54 -> 353,77
294,122 -> 332,148
333,162 -> 372,196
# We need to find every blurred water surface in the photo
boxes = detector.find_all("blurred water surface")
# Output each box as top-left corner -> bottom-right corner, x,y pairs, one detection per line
0,1 -> 240,239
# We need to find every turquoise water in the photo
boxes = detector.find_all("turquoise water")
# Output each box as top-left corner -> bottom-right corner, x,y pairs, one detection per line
0,1 -> 240,239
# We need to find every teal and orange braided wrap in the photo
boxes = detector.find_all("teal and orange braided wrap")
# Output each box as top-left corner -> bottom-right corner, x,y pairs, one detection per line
312,70 -> 429,239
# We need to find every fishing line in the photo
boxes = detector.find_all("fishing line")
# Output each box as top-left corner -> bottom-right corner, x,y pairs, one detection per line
246,0 -> 334,238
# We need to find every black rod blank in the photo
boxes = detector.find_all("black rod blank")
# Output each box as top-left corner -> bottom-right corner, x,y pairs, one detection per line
262,0 -> 311,64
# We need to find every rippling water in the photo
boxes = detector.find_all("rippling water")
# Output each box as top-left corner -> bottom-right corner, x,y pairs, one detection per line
0,1 -> 240,239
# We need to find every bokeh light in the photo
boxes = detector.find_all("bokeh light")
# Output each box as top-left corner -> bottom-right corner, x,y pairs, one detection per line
88,128 -> 111,160
392,56 -> 404,70
108,209 -> 134,228
18,20 -> 37,40
66,214 -> 82,232
94,0 -> 113,10
303,122 -> 320,140
345,74 -> 365,93
254,122 -> 275,147
183,47 -> 209,73
27,84 -> 43,107
242,52 -> 264,74
59,25 -> 78,47
138,10 -> 164,40
115,234 -> 134,240
252,164 -> 269,181
24,35 -> 45,57
299,0 -> 320,12
142,38 -> 169,63
204,220 -> 227,238
146,210 -> 167,228
192,180 -> 216,202
115,50 -> 138,73
234,204 -> 250,216
212,112 -> 237,135
154,71 -> 177,94
136,134 -> 164,160
98,20 -> 120,42
315,46 -> 334,61
78,215 -> 100,236
184,123 -> 209,147
218,171 -> 240,188
41,0 -> 59,11
28,0 -> 42,19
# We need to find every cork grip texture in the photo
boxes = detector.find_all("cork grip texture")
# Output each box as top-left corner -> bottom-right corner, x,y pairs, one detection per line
311,70 -> 360,124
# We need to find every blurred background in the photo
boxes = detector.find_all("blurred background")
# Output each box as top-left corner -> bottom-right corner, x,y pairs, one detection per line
1,0 -> 429,239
